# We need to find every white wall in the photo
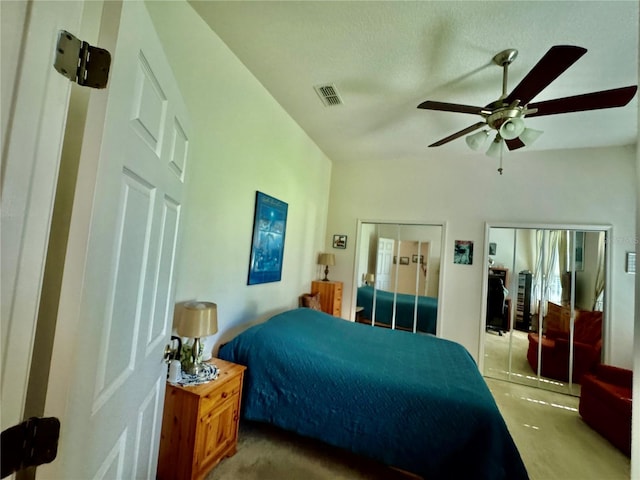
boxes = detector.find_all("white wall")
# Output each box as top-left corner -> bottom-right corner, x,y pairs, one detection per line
145,1 -> 332,353
328,146 -> 636,367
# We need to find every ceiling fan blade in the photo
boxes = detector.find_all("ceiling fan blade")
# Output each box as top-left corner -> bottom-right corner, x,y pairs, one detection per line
428,122 -> 486,147
505,138 -> 525,151
526,86 -> 638,117
504,45 -> 587,105
418,100 -> 488,115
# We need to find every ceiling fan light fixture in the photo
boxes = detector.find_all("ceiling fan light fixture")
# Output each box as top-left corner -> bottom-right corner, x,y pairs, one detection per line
520,127 -> 544,146
465,130 -> 490,151
498,117 -> 525,140
486,136 -> 504,158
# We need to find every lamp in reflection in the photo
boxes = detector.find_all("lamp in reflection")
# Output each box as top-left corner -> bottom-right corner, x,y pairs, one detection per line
363,273 -> 375,286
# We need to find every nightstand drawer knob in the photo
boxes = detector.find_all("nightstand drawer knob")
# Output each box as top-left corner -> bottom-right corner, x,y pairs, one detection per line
221,392 -> 228,399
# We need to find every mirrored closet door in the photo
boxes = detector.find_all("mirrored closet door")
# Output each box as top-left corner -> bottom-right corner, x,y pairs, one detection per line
354,222 -> 444,334
483,225 -> 609,396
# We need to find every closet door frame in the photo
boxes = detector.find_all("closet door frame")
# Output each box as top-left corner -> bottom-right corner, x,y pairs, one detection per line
478,222 -> 612,389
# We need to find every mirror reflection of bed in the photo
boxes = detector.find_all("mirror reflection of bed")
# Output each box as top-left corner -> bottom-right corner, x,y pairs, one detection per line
482,226 -> 608,397
353,222 -> 443,334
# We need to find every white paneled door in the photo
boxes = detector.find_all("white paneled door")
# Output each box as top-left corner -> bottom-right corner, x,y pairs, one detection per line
42,2 -> 190,478
1,0 -> 82,436
376,237 -> 394,291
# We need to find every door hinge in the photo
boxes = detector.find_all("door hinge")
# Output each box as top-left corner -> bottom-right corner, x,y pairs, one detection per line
54,30 -> 111,89
0,417 -> 61,478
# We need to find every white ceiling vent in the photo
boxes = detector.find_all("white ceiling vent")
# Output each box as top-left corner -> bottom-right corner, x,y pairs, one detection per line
314,84 -> 343,107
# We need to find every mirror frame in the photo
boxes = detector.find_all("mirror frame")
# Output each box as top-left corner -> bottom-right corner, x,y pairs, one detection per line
352,219 -> 448,337
478,222 -> 613,377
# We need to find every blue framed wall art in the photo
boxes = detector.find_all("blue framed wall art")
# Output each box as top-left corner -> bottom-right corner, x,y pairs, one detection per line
247,191 -> 288,285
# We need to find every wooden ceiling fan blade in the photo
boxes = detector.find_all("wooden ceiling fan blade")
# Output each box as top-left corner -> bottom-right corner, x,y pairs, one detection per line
417,100 -> 488,115
505,138 -> 525,151
428,122 -> 486,147
526,86 -> 638,117
504,45 -> 587,105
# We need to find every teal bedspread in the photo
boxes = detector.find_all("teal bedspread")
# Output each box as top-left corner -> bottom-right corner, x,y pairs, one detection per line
357,285 -> 437,333
218,308 -> 528,479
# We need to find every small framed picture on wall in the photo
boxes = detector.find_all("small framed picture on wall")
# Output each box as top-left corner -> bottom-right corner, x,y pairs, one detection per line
454,240 -> 474,265
333,234 -> 347,249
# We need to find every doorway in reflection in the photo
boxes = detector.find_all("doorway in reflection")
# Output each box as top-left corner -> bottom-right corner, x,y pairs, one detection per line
483,225 -> 609,396
354,222 -> 444,334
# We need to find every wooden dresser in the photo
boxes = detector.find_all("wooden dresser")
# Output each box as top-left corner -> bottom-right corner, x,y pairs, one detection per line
157,358 -> 246,480
545,302 -> 581,333
311,280 -> 343,317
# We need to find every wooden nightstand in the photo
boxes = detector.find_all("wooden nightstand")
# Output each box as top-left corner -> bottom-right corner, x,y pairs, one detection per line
157,358 -> 246,480
311,280 -> 343,317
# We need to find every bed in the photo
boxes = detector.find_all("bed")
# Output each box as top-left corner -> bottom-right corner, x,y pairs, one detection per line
218,308 -> 528,479
356,285 -> 437,334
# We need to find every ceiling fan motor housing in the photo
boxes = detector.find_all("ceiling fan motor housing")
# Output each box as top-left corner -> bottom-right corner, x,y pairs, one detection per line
487,106 -> 524,131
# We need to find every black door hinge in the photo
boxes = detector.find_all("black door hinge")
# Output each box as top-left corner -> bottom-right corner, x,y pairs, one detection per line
54,30 -> 111,89
0,417 -> 60,478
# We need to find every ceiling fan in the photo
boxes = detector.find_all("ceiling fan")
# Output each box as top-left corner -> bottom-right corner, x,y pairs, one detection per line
417,45 -> 637,171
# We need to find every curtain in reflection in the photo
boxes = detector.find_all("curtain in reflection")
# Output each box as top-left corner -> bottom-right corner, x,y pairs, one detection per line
558,231 -> 568,278
530,230 -> 543,315
543,231 -> 560,312
558,231 -> 571,304
531,230 -> 560,320
593,233 -> 606,310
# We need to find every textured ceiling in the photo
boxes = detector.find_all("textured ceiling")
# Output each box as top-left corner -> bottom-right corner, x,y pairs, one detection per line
189,1 -> 639,163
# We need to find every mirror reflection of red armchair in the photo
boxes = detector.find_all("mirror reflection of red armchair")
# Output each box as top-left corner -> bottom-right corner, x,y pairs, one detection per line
526,310 -> 602,383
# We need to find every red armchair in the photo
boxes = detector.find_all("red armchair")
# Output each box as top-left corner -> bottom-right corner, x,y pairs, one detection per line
527,310 -> 602,383
579,364 -> 632,456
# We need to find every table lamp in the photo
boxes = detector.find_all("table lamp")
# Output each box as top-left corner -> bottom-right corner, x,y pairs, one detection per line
317,253 -> 335,281
364,273 -> 375,286
177,301 -> 218,375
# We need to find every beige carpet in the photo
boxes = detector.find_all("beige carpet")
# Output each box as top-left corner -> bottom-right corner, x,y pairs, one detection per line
207,421 -> 414,480
483,329 -> 582,397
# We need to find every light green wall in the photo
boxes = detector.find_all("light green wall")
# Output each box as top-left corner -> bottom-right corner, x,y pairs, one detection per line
145,1 -> 332,351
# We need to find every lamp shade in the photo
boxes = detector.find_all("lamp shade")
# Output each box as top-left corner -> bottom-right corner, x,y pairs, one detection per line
318,253 -> 335,266
498,118 -> 525,140
465,130 -> 490,151
365,273 -> 375,284
486,137 -> 504,158
177,301 -> 218,338
519,127 -> 543,146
